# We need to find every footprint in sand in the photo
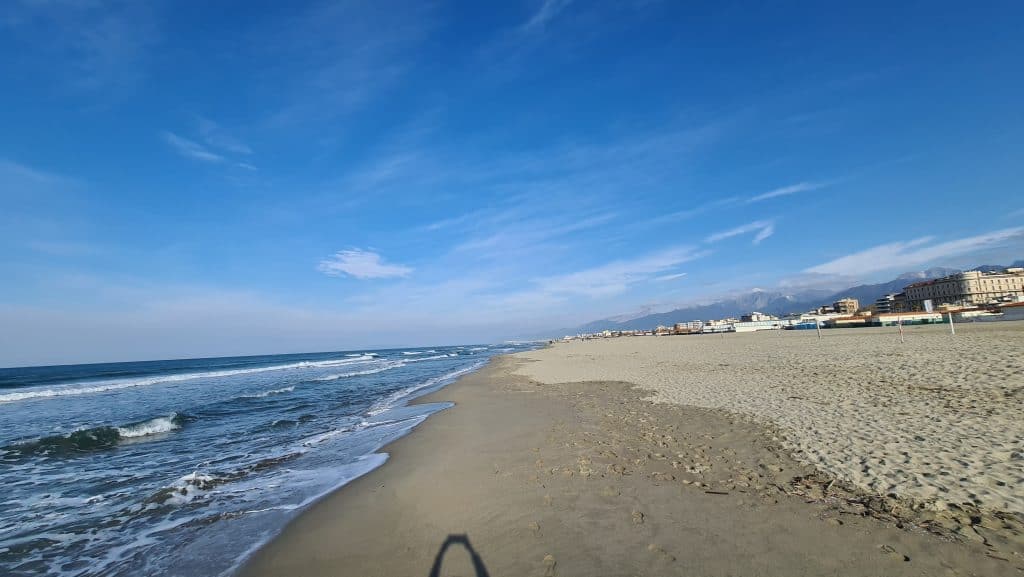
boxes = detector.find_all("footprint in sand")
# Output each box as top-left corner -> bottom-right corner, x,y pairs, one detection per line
543,553 -> 557,576
879,544 -> 910,562
647,543 -> 676,562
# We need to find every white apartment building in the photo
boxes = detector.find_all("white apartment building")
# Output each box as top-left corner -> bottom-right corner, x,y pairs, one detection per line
904,268 -> 1024,307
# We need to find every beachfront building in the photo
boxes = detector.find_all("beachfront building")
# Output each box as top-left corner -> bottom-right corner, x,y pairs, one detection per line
867,312 -> 944,326
673,321 -> 703,334
701,319 -> 736,333
733,319 -> 785,332
904,268 -> 1024,308
740,311 -> 776,322
874,293 -> 909,314
832,298 -> 860,315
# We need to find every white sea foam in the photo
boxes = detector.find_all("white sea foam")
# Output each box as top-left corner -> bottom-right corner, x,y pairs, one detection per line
314,362 -> 404,381
366,361 -> 485,417
0,356 -> 375,404
402,353 -> 458,363
116,414 -> 183,438
239,386 -> 295,399
156,472 -> 220,507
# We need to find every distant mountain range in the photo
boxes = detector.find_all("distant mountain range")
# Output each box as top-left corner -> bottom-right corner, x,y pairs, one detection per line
560,261 -> 1023,335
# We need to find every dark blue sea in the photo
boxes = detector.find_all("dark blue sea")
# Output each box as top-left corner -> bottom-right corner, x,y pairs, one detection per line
0,344 -> 533,576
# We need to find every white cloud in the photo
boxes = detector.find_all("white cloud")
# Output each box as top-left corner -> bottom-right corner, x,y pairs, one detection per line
748,181 -> 824,203
162,131 -> 225,163
533,246 -> 708,297
705,220 -> 775,245
318,249 -> 413,279
453,212 -> 617,256
522,0 -> 573,32
654,272 -> 687,282
805,227 -> 1024,276
197,117 -> 252,155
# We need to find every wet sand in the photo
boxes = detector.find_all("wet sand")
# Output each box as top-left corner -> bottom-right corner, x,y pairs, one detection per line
239,330 -> 1023,576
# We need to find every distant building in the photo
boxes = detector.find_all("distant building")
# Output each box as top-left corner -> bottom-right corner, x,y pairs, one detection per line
868,311 -> 944,326
673,321 -> 703,334
740,311 -> 776,322
874,293 -> 898,313
824,316 -> 869,328
832,298 -> 860,315
872,292 -> 911,314
904,268 -> 1024,308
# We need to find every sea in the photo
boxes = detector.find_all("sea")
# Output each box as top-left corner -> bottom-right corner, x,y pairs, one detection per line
0,343 -> 534,576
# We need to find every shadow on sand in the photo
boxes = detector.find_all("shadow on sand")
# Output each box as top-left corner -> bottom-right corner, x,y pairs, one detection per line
429,534 -> 490,577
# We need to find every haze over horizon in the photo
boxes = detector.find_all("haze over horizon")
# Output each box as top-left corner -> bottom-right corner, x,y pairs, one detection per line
3,1 -> 1024,366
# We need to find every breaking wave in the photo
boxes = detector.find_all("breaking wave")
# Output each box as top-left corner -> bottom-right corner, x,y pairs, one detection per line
0,357 -> 376,404
403,353 -> 459,363
313,363 -> 404,381
239,386 -> 295,399
4,413 -> 189,457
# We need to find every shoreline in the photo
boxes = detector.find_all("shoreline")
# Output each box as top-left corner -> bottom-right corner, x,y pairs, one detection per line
239,339 -> 1022,576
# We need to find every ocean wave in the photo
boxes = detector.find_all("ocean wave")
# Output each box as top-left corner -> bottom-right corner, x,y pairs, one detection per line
313,362 -> 403,381
0,356 -> 376,404
117,414 -> 185,438
4,413 -> 189,457
239,386 -> 295,399
147,472 -> 222,507
402,353 -> 458,363
367,361 -> 485,417
147,451 -> 306,508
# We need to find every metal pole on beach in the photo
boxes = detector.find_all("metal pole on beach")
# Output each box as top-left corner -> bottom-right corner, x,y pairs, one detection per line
897,316 -> 905,343
948,311 -> 955,335
815,321 -> 821,340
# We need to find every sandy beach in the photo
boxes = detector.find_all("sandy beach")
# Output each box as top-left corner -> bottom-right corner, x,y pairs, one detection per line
515,322 -> 1024,517
240,322 -> 1024,576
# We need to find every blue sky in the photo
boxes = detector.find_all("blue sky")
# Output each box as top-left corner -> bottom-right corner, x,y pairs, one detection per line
2,0 -> 1023,366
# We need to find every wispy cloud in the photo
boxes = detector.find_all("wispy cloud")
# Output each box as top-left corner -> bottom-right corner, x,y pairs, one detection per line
532,246 -> 708,298
705,220 -> 775,244
318,249 -> 413,280
522,0 -> 573,32
0,159 -> 74,187
805,227 -> 1024,276
162,132 -> 225,163
453,212 -> 617,256
257,1 -> 433,127
654,272 -> 688,282
163,124 -> 256,169
4,1 -> 159,92
747,181 -> 826,203
197,117 -> 253,155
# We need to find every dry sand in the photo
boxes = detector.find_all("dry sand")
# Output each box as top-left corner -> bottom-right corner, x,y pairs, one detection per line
515,322 -> 1024,517
239,327 -> 1024,576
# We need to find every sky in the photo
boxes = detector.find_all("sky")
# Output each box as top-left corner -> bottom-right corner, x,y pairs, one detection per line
2,1 -> 1023,366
